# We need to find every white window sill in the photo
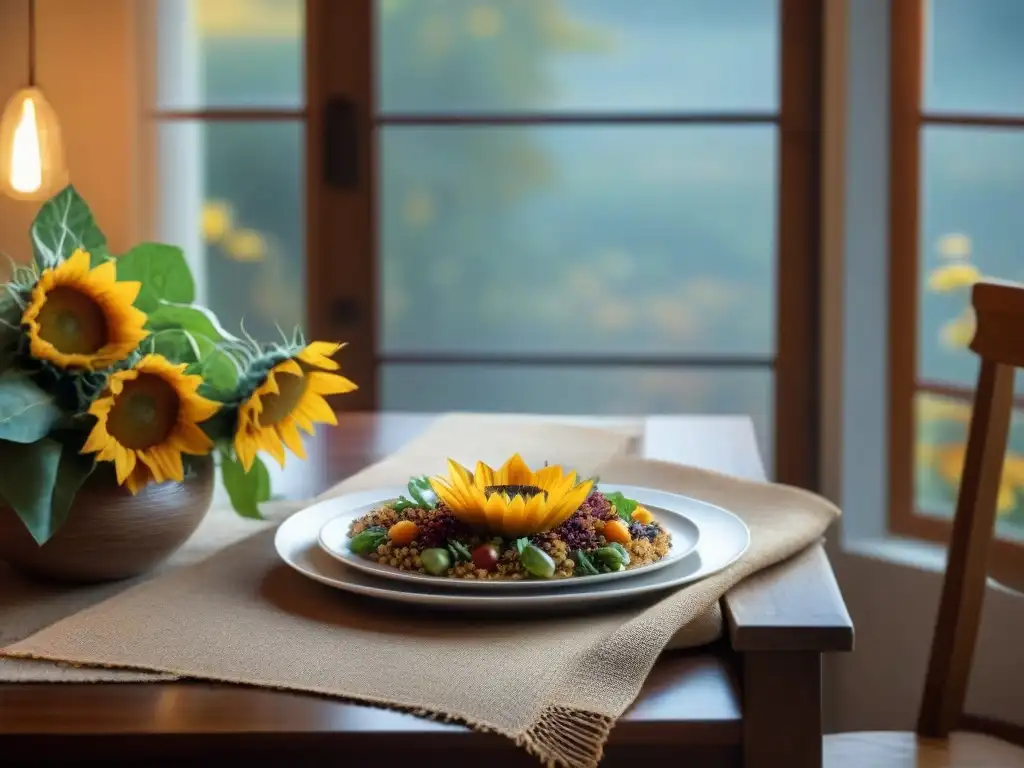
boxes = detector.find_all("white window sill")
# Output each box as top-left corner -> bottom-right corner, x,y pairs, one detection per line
842,534 -> 1019,595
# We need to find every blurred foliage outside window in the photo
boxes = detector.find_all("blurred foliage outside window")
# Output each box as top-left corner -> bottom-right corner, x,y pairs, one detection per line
912,0 -> 1024,539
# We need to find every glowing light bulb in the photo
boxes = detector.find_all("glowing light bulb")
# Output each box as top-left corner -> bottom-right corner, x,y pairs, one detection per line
10,97 -> 42,194
0,87 -> 67,201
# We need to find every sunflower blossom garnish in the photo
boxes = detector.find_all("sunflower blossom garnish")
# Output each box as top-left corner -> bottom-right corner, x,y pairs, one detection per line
82,354 -> 220,494
429,453 -> 594,537
234,341 -> 357,472
20,248 -> 148,370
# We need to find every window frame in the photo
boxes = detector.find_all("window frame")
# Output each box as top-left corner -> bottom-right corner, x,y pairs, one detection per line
141,0 -> 826,490
323,0 -> 826,489
887,0 -> 1024,588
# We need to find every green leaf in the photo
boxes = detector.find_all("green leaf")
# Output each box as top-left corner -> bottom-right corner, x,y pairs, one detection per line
193,348 -> 240,395
391,496 -> 419,512
148,301 -> 240,392
147,300 -> 238,343
49,450 -> 95,540
149,328 -> 203,365
0,371 -> 62,443
30,185 -> 107,270
115,243 -> 195,311
0,288 -> 23,360
0,438 -> 63,544
406,475 -> 438,508
604,491 -> 639,521
220,452 -> 271,519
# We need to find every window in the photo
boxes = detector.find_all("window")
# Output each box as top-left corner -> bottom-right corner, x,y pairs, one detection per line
889,0 -> 1024,584
147,0 -> 823,488
143,0 -> 307,345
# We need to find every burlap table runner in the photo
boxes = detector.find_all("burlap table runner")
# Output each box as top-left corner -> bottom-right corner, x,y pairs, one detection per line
0,415 -> 637,683
1,416 -> 840,767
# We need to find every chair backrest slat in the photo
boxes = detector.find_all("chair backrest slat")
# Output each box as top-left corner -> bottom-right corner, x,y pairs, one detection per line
916,279 -> 1022,738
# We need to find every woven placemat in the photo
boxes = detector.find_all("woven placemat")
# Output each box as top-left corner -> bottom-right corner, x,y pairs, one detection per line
2,417 -> 839,768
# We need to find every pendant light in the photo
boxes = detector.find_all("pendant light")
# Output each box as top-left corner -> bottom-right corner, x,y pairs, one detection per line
0,0 -> 67,201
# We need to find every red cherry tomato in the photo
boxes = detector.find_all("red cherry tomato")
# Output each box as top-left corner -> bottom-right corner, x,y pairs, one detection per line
472,544 -> 499,572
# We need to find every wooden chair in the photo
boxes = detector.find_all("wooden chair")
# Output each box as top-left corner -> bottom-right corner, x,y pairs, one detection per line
825,280 -> 1024,766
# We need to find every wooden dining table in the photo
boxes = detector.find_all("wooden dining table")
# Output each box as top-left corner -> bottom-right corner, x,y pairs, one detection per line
0,413 -> 853,767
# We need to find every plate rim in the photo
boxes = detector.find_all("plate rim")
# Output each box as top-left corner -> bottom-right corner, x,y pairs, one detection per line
314,486 -> 702,590
274,484 -> 751,609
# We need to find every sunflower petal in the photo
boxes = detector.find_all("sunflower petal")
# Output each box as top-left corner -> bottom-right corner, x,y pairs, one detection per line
429,479 -> 463,511
276,358 -> 303,376
472,460 -> 495,491
484,492 -> 507,531
307,371 -> 358,396
114,448 -> 136,484
502,453 -> 535,485
504,494 -> 527,536
523,493 -> 548,530
260,427 -> 288,468
299,392 -> 337,425
297,341 -> 343,370
64,248 -> 91,276
279,420 -> 307,459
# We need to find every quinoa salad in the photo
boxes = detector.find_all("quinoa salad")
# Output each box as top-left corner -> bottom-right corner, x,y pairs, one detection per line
346,473 -> 673,581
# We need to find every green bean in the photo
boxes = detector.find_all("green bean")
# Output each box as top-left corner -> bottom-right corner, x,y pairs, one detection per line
595,545 -> 630,570
447,540 -> 472,562
573,549 -> 599,576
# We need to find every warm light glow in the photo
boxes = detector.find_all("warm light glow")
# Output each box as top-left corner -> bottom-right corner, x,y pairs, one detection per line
10,97 -> 42,194
0,87 -> 68,201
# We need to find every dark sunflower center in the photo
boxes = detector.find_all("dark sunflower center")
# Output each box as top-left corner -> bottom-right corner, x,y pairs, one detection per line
258,368 -> 307,426
106,373 -> 180,449
35,286 -> 108,354
483,484 -> 547,500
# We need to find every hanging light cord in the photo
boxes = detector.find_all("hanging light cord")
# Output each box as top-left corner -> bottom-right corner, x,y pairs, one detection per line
27,0 -> 36,87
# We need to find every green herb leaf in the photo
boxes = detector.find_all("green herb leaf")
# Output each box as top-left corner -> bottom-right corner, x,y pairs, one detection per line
406,481 -> 428,507
349,526 -> 388,554
406,475 -> 437,508
115,243 -> 195,311
392,496 -> 419,512
515,537 -> 530,555
219,451 -> 270,519
0,371 -> 62,443
0,437 -> 63,544
30,185 -> 107,270
604,491 -> 639,521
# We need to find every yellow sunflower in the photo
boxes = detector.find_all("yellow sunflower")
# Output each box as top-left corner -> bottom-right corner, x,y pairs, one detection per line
233,341 -> 357,471
82,354 -> 220,494
21,248 -> 148,370
429,454 -> 594,537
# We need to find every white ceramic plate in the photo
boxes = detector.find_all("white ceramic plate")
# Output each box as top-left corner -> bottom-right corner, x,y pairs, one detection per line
315,487 -> 701,590
274,485 -> 750,612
